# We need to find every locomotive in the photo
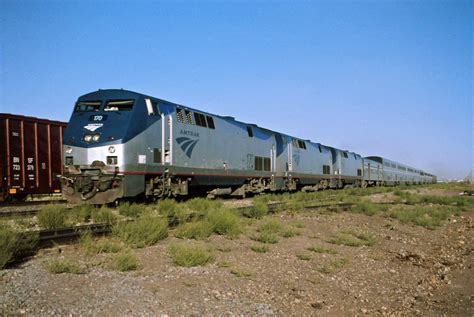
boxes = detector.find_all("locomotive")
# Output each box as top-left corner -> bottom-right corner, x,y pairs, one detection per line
61,89 -> 436,204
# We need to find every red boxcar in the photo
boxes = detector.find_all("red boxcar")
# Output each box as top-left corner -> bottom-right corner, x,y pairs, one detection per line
0,113 -> 67,201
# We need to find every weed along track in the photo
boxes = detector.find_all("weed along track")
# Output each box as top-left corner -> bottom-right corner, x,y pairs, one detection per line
1,183 -> 473,315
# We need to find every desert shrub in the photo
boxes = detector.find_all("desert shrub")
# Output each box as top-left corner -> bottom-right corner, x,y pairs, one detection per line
37,205 -> 67,229
157,199 -> 179,216
250,244 -> 269,253
113,215 -> 168,248
252,231 -> 279,244
80,232 -> 122,254
328,230 -> 376,247
230,267 -> 252,277
113,252 -> 140,271
280,228 -> 300,238
296,253 -> 311,261
91,206 -> 117,224
387,206 -> 457,229
175,220 -> 213,240
185,198 -> 222,215
169,244 -> 213,267
319,257 -> 350,274
246,199 -> 268,219
207,208 -> 241,237
69,204 -> 94,223
0,225 -> 38,269
46,259 -> 84,274
352,201 -> 387,216
258,218 -> 283,233
118,202 -> 143,218
307,245 -> 337,254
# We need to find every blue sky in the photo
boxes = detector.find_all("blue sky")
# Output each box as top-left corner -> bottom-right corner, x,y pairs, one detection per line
1,0 -> 472,179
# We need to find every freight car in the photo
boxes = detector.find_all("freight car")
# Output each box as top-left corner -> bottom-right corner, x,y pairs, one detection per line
0,113 -> 67,201
61,89 -> 436,204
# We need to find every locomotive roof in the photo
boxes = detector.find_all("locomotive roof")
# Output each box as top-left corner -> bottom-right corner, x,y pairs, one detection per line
81,89 -> 360,156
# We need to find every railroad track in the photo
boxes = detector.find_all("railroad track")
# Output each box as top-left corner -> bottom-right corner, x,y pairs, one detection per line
36,223 -> 112,243
0,203 -> 71,218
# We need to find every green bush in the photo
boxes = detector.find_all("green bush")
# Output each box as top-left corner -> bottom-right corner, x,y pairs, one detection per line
157,199 -> 180,217
296,253 -> 311,261
92,206 -> 117,224
387,206 -> 457,229
46,259 -> 84,274
328,230 -> 376,247
69,204 -> 94,223
185,198 -> 222,215
37,205 -> 67,229
207,208 -> 241,237
307,245 -> 337,254
175,220 -> 213,240
319,257 -> 350,274
113,215 -> 168,248
169,244 -> 213,267
252,231 -> 279,244
246,200 -> 268,219
118,202 -> 143,218
250,244 -> 269,253
352,201 -> 387,216
0,225 -> 38,269
113,252 -> 140,271
80,232 -> 122,254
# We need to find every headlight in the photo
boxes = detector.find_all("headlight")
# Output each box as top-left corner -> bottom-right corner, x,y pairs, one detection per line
65,146 -> 73,154
108,146 -> 116,153
83,135 -> 92,142
92,134 -> 100,142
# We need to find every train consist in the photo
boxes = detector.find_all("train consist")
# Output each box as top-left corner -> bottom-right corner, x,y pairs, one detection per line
61,89 -> 436,204
0,113 -> 67,201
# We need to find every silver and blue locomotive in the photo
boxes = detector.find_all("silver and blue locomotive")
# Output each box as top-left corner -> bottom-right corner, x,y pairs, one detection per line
61,89 -> 436,204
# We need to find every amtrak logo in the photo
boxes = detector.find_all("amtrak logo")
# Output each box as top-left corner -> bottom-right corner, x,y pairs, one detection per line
176,137 -> 199,158
84,123 -> 103,132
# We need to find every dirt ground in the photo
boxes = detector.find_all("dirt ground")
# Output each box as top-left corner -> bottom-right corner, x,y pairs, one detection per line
1,186 -> 473,316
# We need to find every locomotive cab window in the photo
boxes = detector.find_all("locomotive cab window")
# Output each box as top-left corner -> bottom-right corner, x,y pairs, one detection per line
104,100 -> 134,111
343,152 -> 348,158
75,101 -> 101,112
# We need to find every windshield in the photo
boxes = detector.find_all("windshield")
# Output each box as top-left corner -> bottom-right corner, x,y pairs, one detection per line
104,100 -> 134,111
75,101 -> 101,112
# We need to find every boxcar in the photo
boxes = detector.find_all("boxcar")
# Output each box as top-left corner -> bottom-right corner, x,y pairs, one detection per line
0,113 -> 67,201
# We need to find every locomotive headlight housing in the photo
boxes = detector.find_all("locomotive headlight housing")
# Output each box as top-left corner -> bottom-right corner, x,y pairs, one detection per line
65,146 -> 73,154
108,146 -> 116,153
83,134 -> 92,142
92,134 -> 100,142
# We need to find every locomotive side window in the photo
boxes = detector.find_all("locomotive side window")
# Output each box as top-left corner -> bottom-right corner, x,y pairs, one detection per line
104,100 -> 134,111
194,113 -> 207,127
255,156 -> 262,170
263,158 -> 271,171
75,101 -> 101,112
323,165 -> 330,174
206,116 -> 215,129
343,152 -> 348,158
